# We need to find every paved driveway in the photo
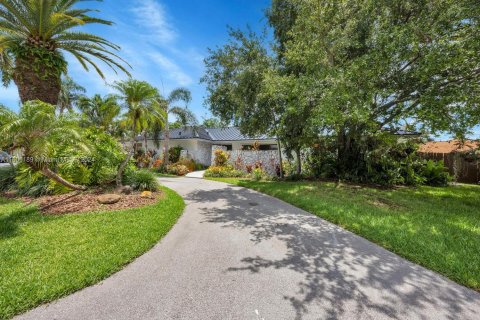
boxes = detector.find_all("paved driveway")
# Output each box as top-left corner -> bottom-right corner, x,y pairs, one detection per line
17,177 -> 480,320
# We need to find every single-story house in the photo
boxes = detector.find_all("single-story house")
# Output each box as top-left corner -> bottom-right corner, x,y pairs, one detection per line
135,127 -> 278,166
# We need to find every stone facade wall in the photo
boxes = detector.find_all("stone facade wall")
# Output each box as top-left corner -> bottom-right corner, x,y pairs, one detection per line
211,145 -> 280,176
180,140 -> 212,166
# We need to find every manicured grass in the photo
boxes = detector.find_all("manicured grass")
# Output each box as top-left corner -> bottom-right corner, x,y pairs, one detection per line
208,178 -> 480,291
0,187 -> 184,319
154,172 -> 179,178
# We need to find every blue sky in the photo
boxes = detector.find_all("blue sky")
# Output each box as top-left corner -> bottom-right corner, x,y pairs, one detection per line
0,0 -> 271,122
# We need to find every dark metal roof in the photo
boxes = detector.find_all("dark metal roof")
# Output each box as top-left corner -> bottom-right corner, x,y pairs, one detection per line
137,127 -> 276,142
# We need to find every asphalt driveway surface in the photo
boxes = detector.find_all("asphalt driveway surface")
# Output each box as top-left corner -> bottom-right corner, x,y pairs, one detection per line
17,177 -> 480,320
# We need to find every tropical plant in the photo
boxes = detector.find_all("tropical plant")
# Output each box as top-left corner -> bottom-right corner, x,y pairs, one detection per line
0,164 -> 15,191
0,100 -> 87,190
168,146 -> 183,164
125,169 -> 159,191
213,149 -> 229,166
78,94 -> 121,131
158,88 -> 196,166
112,79 -> 166,187
58,75 -> 85,114
0,0 -> 130,104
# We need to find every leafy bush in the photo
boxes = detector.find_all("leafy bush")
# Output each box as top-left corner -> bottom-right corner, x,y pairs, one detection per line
167,164 -> 190,176
213,149 -> 229,166
125,169 -> 159,191
0,165 -> 16,192
204,165 -> 245,178
250,168 -> 266,181
304,134 -> 451,187
169,146 -> 183,163
15,165 -> 52,197
420,160 -> 451,186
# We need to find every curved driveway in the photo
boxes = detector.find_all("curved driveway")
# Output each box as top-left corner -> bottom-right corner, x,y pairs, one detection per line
18,177 -> 480,320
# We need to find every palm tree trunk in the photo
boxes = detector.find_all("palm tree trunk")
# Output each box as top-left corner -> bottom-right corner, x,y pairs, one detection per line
41,167 -> 87,191
144,132 -> 148,155
116,148 -> 134,188
163,121 -> 170,166
117,123 -> 137,188
13,55 -> 62,105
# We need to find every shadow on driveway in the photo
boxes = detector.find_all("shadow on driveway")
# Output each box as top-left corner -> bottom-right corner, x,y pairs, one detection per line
186,186 -> 480,320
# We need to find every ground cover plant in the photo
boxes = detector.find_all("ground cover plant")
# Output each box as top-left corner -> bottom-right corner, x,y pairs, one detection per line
0,187 -> 184,319
207,178 -> 480,291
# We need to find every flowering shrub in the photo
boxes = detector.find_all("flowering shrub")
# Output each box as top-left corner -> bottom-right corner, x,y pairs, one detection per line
213,149 -> 229,166
152,158 -> 163,169
167,164 -> 190,176
176,158 -> 196,172
204,165 -> 245,178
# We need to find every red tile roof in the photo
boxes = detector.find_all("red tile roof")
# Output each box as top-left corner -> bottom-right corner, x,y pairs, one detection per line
418,140 -> 480,154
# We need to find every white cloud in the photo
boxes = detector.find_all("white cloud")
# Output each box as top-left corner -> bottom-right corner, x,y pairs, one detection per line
131,0 -> 176,45
149,52 -> 193,86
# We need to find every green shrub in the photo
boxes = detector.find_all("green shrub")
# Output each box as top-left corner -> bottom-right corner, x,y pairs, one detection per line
15,165 -> 52,197
250,168 -> 265,181
169,146 -> 183,163
213,149 -> 229,166
167,164 -> 190,176
204,165 -> 245,178
126,169 -> 159,191
421,160 -> 451,186
0,166 -> 16,192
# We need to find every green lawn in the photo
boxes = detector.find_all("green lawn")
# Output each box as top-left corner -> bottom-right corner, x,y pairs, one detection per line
208,178 -> 480,291
154,172 -> 179,178
0,187 -> 184,319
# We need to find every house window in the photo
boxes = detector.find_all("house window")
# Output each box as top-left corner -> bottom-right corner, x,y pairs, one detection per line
218,145 -> 232,151
242,144 -> 277,150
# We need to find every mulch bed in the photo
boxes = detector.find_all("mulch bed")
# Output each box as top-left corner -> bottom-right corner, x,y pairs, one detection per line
18,190 -> 164,215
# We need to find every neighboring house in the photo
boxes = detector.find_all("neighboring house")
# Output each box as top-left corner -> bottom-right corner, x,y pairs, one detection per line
418,140 -> 480,183
135,127 -> 278,166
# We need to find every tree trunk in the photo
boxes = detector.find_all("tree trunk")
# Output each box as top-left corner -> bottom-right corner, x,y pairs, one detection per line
13,55 -> 62,105
277,138 -> 284,178
116,149 -> 133,188
295,147 -> 302,175
41,167 -> 87,191
117,136 -> 136,188
163,121 -> 170,167
117,120 -> 138,188
144,132 -> 148,155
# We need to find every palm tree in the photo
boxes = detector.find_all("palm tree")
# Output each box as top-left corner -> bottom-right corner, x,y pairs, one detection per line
112,79 -> 166,187
160,88 -> 197,166
0,0 -> 130,105
77,94 -> 120,132
0,100 -> 87,190
58,76 -> 86,114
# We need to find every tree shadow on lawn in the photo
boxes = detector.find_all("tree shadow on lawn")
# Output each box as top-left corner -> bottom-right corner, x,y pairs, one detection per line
0,202 -> 41,240
186,186 -> 480,320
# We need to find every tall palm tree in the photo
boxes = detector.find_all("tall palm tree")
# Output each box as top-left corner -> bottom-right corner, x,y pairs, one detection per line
112,79 -> 166,187
0,100 -> 87,190
0,0 -> 130,105
58,76 -> 85,114
160,88 -> 197,166
77,94 -> 120,132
